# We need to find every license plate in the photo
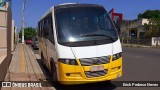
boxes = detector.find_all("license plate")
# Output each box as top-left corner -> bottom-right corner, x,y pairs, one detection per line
90,66 -> 104,72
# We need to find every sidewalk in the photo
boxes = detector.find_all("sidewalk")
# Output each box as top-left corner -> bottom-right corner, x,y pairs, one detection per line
2,44 -> 55,90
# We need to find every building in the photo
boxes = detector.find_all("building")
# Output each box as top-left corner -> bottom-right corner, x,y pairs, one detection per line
0,1 -> 8,60
120,18 -> 149,39
14,27 -> 19,49
0,1 -> 13,81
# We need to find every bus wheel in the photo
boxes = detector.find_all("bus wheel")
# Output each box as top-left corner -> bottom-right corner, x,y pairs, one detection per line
51,61 -> 58,82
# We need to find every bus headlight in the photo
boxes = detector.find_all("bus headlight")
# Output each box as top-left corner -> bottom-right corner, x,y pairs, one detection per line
112,52 -> 122,61
58,59 -> 78,65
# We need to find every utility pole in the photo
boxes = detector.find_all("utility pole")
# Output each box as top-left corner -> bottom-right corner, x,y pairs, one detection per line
22,0 -> 26,44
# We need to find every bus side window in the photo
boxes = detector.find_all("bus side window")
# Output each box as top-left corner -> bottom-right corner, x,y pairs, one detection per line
43,24 -> 48,37
44,17 -> 49,37
38,22 -> 42,37
41,20 -> 45,37
48,14 -> 55,44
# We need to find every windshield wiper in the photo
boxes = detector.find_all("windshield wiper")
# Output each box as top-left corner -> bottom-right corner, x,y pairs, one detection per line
81,34 -> 117,41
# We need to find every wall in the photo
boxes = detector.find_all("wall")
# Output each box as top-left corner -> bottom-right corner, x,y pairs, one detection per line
11,20 -> 14,51
152,37 -> 160,46
120,19 -> 149,39
142,19 -> 149,25
0,4 -> 12,83
0,7 -> 7,49
0,28 -> 7,48
0,11 -> 7,27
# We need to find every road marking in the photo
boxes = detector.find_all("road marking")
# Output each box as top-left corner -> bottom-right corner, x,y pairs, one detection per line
21,44 -> 26,72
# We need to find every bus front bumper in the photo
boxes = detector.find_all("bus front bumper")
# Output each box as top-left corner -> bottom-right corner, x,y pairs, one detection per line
57,58 -> 122,85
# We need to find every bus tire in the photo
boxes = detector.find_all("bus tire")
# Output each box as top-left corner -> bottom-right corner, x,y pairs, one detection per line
51,60 -> 58,82
41,53 -> 45,67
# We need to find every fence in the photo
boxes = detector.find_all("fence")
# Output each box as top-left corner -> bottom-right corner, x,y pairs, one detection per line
121,38 -> 151,46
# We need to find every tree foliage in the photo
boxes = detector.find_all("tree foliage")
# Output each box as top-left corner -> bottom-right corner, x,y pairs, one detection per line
138,10 -> 160,19
19,27 -> 37,40
138,10 -> 160,38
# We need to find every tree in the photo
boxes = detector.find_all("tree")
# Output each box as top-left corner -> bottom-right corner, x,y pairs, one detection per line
19,27 -> 37,40
138,10 -> 160,19
143,18 -> 160,38
138,10 -> 160,38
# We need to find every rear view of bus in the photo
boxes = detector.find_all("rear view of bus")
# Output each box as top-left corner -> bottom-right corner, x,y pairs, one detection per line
39,4 -> 122,85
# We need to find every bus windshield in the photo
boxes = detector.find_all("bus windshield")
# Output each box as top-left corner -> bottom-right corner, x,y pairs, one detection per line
55,6 -> 118,45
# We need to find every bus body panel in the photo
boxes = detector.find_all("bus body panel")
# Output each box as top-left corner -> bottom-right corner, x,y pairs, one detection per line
56,39 -> 122,84
56,44 -> 75,59
70,43 -> 112,59
56,39 -> 121,59
40,37 -> 48,66
112,39 -> 122,54
58,58 -> 122,85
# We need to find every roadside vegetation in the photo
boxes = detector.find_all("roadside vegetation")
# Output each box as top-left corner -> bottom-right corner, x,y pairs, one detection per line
138,10 -> 160,38
19,27 -> 37,40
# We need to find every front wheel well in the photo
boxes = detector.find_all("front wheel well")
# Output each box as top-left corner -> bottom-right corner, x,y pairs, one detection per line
50,58 -> 55,72
50,58 -> 58,81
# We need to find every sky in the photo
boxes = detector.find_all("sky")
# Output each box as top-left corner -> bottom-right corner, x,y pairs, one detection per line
12,0 -> 160,31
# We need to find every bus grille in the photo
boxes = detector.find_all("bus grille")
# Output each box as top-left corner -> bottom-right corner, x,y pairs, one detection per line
85,69 -> 108,78
79,56 -> 110,66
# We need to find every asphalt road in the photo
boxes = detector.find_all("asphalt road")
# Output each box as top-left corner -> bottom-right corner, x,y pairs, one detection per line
30,45 -> 160,90
117,47 -> 160,81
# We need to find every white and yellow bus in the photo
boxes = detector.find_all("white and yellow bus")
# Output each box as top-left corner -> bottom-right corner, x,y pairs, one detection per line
38,3 -> 122,85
